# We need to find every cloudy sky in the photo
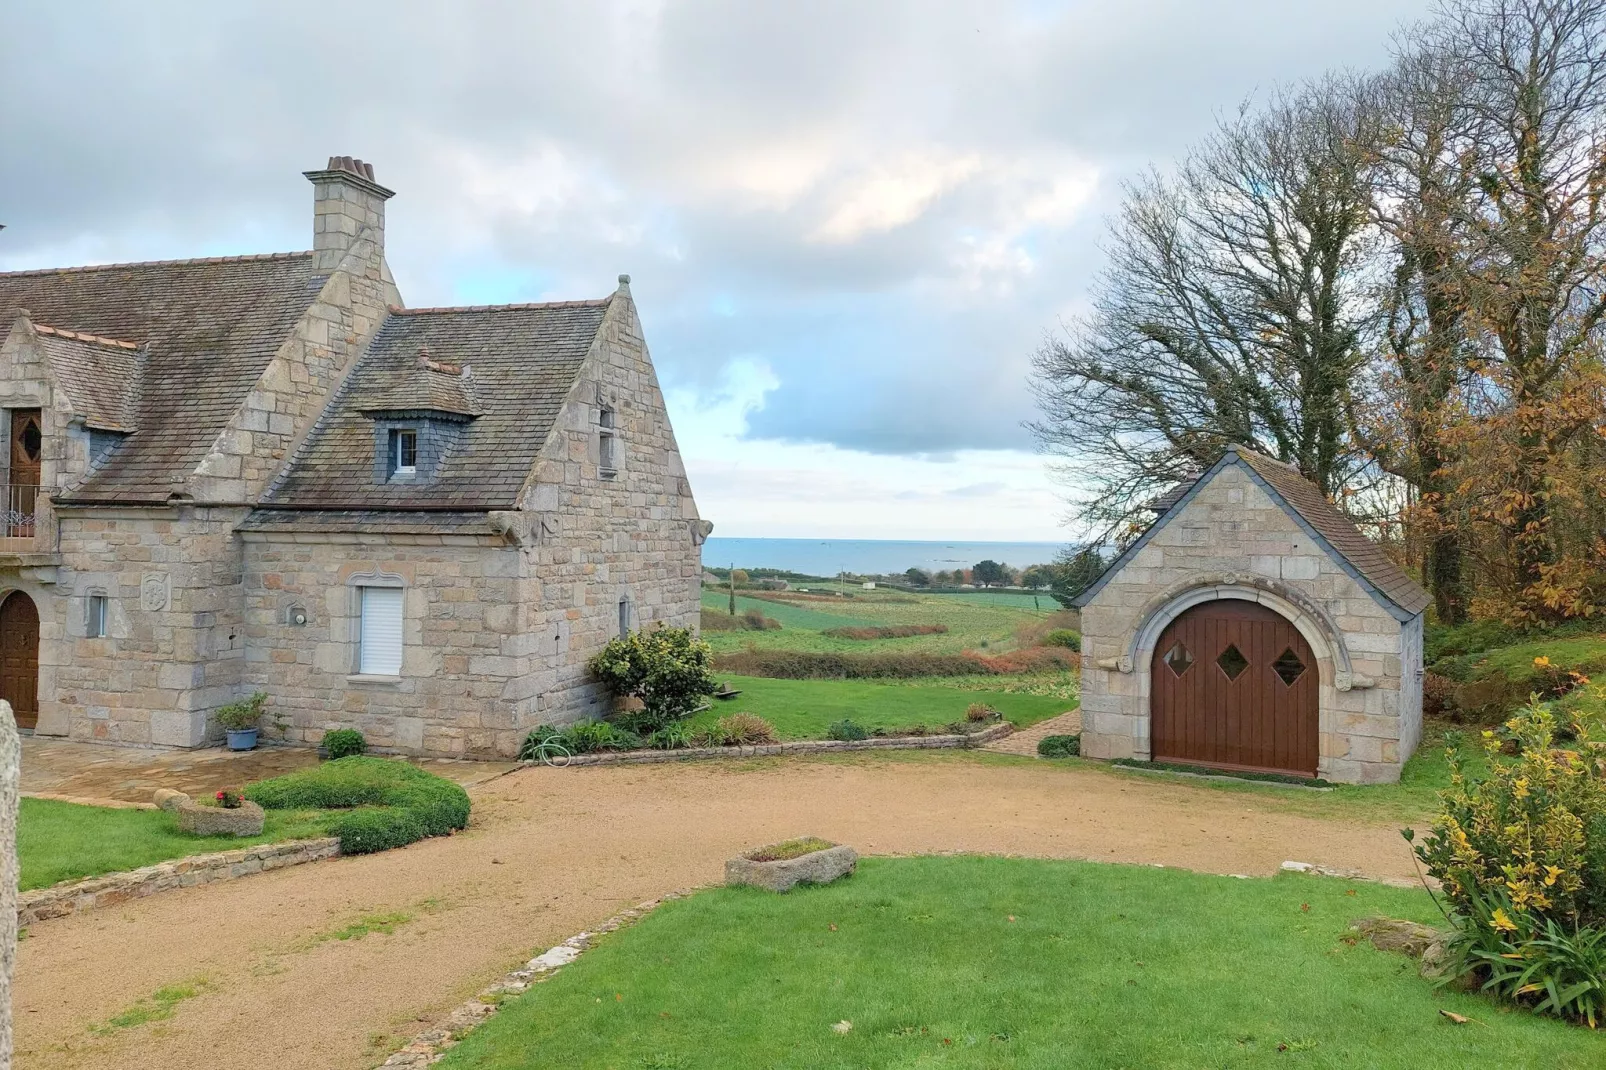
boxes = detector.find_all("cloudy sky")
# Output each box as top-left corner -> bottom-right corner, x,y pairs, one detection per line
2,0 -> 1431,540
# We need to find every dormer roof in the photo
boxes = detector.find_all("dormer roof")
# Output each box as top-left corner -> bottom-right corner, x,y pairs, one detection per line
355,348 -> 483,419
32,324 -> 143,433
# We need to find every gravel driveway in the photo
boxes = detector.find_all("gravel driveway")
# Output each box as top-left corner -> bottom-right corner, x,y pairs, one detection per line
15,752 -> 1422,1070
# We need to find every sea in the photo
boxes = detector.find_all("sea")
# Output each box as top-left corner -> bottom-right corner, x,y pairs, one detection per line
700,537 -> 1070,578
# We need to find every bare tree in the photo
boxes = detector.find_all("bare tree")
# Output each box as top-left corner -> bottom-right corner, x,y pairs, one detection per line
1031,84 -> 1378,538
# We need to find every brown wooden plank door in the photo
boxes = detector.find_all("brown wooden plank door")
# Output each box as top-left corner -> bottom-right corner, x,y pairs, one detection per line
0,590 -> 39,729
1150,599 -> 1318,777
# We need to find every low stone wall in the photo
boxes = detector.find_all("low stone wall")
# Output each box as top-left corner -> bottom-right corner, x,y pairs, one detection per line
548,722 -> 1013,767
18,837 -> 341,926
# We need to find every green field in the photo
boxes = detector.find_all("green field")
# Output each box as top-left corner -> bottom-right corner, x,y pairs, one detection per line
688,675 -> 1074,740
700,588 -> 1064,657
436,856 -> 1602,1069
18,798 -> 332,891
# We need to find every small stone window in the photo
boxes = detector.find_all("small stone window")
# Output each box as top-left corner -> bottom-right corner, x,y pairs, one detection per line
390,429 -> 418,477
599,406 -> 618,480
618,597 -> 631,637
87,594 -> 108,638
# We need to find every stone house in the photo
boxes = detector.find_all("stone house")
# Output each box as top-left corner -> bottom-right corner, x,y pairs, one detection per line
1074,445 -> 1428,784
0,156 -> 709,758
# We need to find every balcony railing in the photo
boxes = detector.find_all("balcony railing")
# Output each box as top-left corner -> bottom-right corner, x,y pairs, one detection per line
1,484 -> 40,539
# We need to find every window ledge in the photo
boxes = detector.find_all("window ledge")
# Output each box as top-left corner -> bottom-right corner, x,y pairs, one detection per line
346,673 -> 402,687
600,468 -> 618,480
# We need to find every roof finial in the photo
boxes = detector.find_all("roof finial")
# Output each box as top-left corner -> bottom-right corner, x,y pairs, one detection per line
617,273 -> 631,291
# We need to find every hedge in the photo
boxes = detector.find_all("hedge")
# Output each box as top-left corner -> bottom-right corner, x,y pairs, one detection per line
712,647 -> 1078,680
245,756 -> 470,854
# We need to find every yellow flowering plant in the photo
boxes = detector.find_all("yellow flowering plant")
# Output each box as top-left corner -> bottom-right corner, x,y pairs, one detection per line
1409,697 -> 1606,1023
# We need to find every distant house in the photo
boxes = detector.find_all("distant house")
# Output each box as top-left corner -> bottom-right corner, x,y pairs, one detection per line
1074,446 -> 1427,785
0,156 -> 710,757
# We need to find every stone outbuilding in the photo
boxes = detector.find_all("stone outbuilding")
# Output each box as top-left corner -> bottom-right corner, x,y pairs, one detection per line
0,156 -> 709,758
1073,445 -> 1428,784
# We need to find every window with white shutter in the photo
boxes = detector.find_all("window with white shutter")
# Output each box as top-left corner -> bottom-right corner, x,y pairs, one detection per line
358,586 -> 404,675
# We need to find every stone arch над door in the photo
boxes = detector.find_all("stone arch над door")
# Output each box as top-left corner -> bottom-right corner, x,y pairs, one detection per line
1149,598 -> 1318,777
0,591 -> 38,730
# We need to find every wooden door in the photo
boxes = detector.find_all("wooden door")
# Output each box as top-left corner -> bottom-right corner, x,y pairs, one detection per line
0,591 -> 39,729
7,409 -> 40,538
1150,599 -> 1318,777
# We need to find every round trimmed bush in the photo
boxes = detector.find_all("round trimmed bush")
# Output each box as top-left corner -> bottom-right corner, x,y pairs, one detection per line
1038,734 -> 1081,758
321,728 -> 367,760
1041,629 -> 1081,651
245,756 -> 470,855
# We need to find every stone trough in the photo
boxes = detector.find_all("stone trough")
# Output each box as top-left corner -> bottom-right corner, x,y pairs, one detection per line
725,839 -> 857,893
153,788 -> 265,837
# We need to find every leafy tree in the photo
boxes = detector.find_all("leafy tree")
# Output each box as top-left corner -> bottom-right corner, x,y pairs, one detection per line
587,626 -> 715,734
972,560 -> 1011,586
1049,547 -> 1109,608
730,569 -> 749,586
904,567 -> 932,587
1020,564 -> 1057,588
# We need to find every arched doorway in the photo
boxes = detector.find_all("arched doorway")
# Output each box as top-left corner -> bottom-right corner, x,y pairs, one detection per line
0,591 -> 39,729
1150,598 -> 1318,777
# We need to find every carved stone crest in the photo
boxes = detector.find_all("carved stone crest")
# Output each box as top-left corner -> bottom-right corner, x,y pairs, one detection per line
140,573 -> 169,612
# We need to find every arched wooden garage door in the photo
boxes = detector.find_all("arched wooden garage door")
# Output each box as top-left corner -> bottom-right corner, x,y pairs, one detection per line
1150,599 -> 1317,777
0,590 -> 38,730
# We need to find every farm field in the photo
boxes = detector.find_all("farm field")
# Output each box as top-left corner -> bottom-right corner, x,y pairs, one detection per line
699,587 -> 1064,657
687,675 -> 1073,740
435,856 -> 1602,1070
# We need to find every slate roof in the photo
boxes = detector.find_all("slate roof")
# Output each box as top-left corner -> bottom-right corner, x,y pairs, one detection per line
33,325 -> 143,433
1234,449 -> 1431,617
0,253 -> 320,502
262,298 -> 612,511
239,509 -> 501,536
1075,445 -> 1431,620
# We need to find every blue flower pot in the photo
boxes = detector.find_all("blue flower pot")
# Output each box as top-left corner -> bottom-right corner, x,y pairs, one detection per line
226,728 -> 259,751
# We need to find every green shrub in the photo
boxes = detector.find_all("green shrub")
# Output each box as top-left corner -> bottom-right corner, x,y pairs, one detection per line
646,722 -> 694,750
522,720 -> 641,756
214,691 -> 267,731
1422,672 -> 1459,718
827,719 -> 868,742
1041,629 -> 1081,651
1038,734 -> 1081,758
321,728 -> 367,760
589,626 -> 716,733
1412,700 -> 1606,1022
966,702 -> 999,723
245,757 -> 470,855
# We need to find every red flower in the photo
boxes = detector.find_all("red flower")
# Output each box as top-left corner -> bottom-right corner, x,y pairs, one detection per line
217,791 -> 225,799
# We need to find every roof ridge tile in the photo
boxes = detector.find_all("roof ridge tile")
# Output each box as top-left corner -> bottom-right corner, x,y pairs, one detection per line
32,323 -> 142,350
389,296 -> 612,316
0,250 -> 313,279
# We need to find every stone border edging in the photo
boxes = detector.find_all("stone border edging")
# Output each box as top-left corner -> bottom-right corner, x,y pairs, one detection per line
378,890 -> 689,1068
18,837 -> 341,926
1280,859 -> 1422,890
536,721 -> 1013,768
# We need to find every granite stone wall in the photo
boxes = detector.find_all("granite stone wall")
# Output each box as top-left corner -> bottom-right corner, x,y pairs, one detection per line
1079,462 -> 1422,784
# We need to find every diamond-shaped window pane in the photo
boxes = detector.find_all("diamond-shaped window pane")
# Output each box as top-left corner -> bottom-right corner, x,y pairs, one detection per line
1216,644 -> 1249,681
1164,642 -> 1193,677
1273,647 -> 1306,686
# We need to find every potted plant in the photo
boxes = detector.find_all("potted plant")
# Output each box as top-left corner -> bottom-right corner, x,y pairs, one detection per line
215,691 -> 268,750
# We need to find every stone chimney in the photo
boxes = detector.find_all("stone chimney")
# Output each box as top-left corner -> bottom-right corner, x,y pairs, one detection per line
303,156 -> 394,274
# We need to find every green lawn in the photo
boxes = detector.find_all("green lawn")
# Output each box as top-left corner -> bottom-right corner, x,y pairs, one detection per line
437,856 -> 1602,1069
688,675 -> 1074,740
18,797 -> 332,891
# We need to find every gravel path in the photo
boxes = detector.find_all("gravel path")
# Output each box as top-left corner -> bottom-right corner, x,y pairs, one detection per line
16,753 -> 1422,1070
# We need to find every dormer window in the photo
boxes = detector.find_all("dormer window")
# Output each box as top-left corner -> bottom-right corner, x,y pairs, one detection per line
391,429 -> 418,477
599,406 -> 618,479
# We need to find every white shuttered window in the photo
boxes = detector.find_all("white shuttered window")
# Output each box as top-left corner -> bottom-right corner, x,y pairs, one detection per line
359,586 -> 404,675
